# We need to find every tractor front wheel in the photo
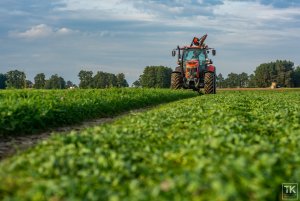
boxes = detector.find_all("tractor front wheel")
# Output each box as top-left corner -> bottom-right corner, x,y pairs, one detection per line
171,72 -> 183,89
204,72 -> 216,94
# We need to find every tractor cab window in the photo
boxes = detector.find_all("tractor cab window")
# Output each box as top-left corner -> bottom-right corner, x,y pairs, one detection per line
183,49 -> 206,62
184,51 -> 196,60
198,51 -> 205,61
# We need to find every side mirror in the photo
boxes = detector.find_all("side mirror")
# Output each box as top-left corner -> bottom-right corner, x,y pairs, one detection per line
172,50 -> 176,57
212,49 -> 216,56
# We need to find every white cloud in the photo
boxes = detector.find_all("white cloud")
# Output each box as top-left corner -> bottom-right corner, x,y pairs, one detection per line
210,1 -> 300,44
56,27 -> 73,35
9,24 -> 75,39
214,1 -> 300,22
13,24 -> 52,38
55,0 -> 300,40
147,0 -> 300,46
56,0 -> 155,21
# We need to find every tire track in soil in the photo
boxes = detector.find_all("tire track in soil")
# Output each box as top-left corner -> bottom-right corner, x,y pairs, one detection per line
0,107 -> 150,161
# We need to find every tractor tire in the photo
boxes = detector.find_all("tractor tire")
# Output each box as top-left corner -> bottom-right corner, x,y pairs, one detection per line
171,72 -> 183,89
204,72 -> 216,94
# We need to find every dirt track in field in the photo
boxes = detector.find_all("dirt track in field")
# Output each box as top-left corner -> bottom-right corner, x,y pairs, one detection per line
0,108 -> 149,161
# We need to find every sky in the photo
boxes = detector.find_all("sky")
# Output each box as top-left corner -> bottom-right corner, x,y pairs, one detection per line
0,0 -> 300,85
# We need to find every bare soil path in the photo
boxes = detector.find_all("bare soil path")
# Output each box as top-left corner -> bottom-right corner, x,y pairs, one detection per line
0,107 -> 149,160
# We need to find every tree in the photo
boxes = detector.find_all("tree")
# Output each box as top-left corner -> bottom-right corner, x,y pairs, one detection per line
45,74 -> 66,89
116,73 -> 129,87
107,73 -> 117,87
26,80 -> 33,88
239,72 -> 249,88
155,66 -> 172,88
248,74 -> 256,88
66,80 -> 76,88
216,73 -> 225,88
275,60 -> 294,87
254,60 -> 294,87
92,71 -> 108,88
92,71 -> 116,88
253,61 -> 287,87
5,70 -> 26,89
79,70 -> 130,89
140,66 -> 172,88
253,63 -> 273,87
132,79 -> 141,88
78,70 -> 93,88
0,73 -> 7,89
34,73 -> 46,89
140,66 -> 156,88
292,66 -> 300,87
224,73 -> 240,88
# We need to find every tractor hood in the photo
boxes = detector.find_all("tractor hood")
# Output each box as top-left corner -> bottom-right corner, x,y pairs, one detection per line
185,59 -> 199,79
186,59 -> 199,68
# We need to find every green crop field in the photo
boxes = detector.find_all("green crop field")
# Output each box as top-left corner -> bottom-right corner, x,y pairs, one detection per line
0,89 -> 300,201
0,88 -> 196,136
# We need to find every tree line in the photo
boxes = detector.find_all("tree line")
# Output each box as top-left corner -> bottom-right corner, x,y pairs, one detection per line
0,70 -> 128,89
132,66 -> 173,88
217,60 -> 300,88
78,70 -> 128,88
133,61 -> 300,88
1,60 -> 300,89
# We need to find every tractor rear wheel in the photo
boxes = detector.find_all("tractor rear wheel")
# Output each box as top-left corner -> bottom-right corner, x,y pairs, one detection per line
204,72 -> 216,94
171,72 -> 183,89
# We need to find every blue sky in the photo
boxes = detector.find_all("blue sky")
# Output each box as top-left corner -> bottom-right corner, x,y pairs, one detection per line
0,0 -> 300,85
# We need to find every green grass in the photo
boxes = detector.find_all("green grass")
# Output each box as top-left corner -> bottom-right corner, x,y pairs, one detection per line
0,90 -> 300,200
0,88 -> 197,136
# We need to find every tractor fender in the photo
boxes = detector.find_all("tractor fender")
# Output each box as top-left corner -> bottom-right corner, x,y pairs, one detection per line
172,71 -> 182,75
207,65 -> 215,73
174,66 -> 182,73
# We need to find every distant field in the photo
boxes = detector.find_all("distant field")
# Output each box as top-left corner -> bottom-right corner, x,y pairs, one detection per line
0,89 -> 299,200
218,87 -> 299,91
0,88 -> 197,136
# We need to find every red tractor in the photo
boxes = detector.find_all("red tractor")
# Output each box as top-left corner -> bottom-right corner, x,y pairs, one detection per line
171,34 -> 217,94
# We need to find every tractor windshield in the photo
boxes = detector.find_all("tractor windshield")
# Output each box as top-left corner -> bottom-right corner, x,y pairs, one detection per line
183,49 -> 206,62
183,49 -> 206,64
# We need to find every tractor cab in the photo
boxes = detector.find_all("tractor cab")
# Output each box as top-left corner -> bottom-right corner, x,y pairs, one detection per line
182,48 -> 207,79
183,48 -> 206,62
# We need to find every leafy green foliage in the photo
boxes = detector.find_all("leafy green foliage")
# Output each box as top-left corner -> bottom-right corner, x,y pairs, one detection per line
78,71 -> 129,89
116,73 -> 129,87
0,73 -> 7,89
216,73 -> 224,88
78,70 -> 93,89
1,90 -> 299,200
45,74 -> 66,89
34,73 -> 46,89
0,88 -> 196,135
254,60 -> 294,87
140,66 -> 173,88
92,71 -> 117,88
218,60 -> 300,88
293,66 -> 300,87
132,79 -> 141,88
5,70 -> 26,89
217,72 -> 249,88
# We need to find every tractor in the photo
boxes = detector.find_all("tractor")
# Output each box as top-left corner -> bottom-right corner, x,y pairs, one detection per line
171,34 -> 217,94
